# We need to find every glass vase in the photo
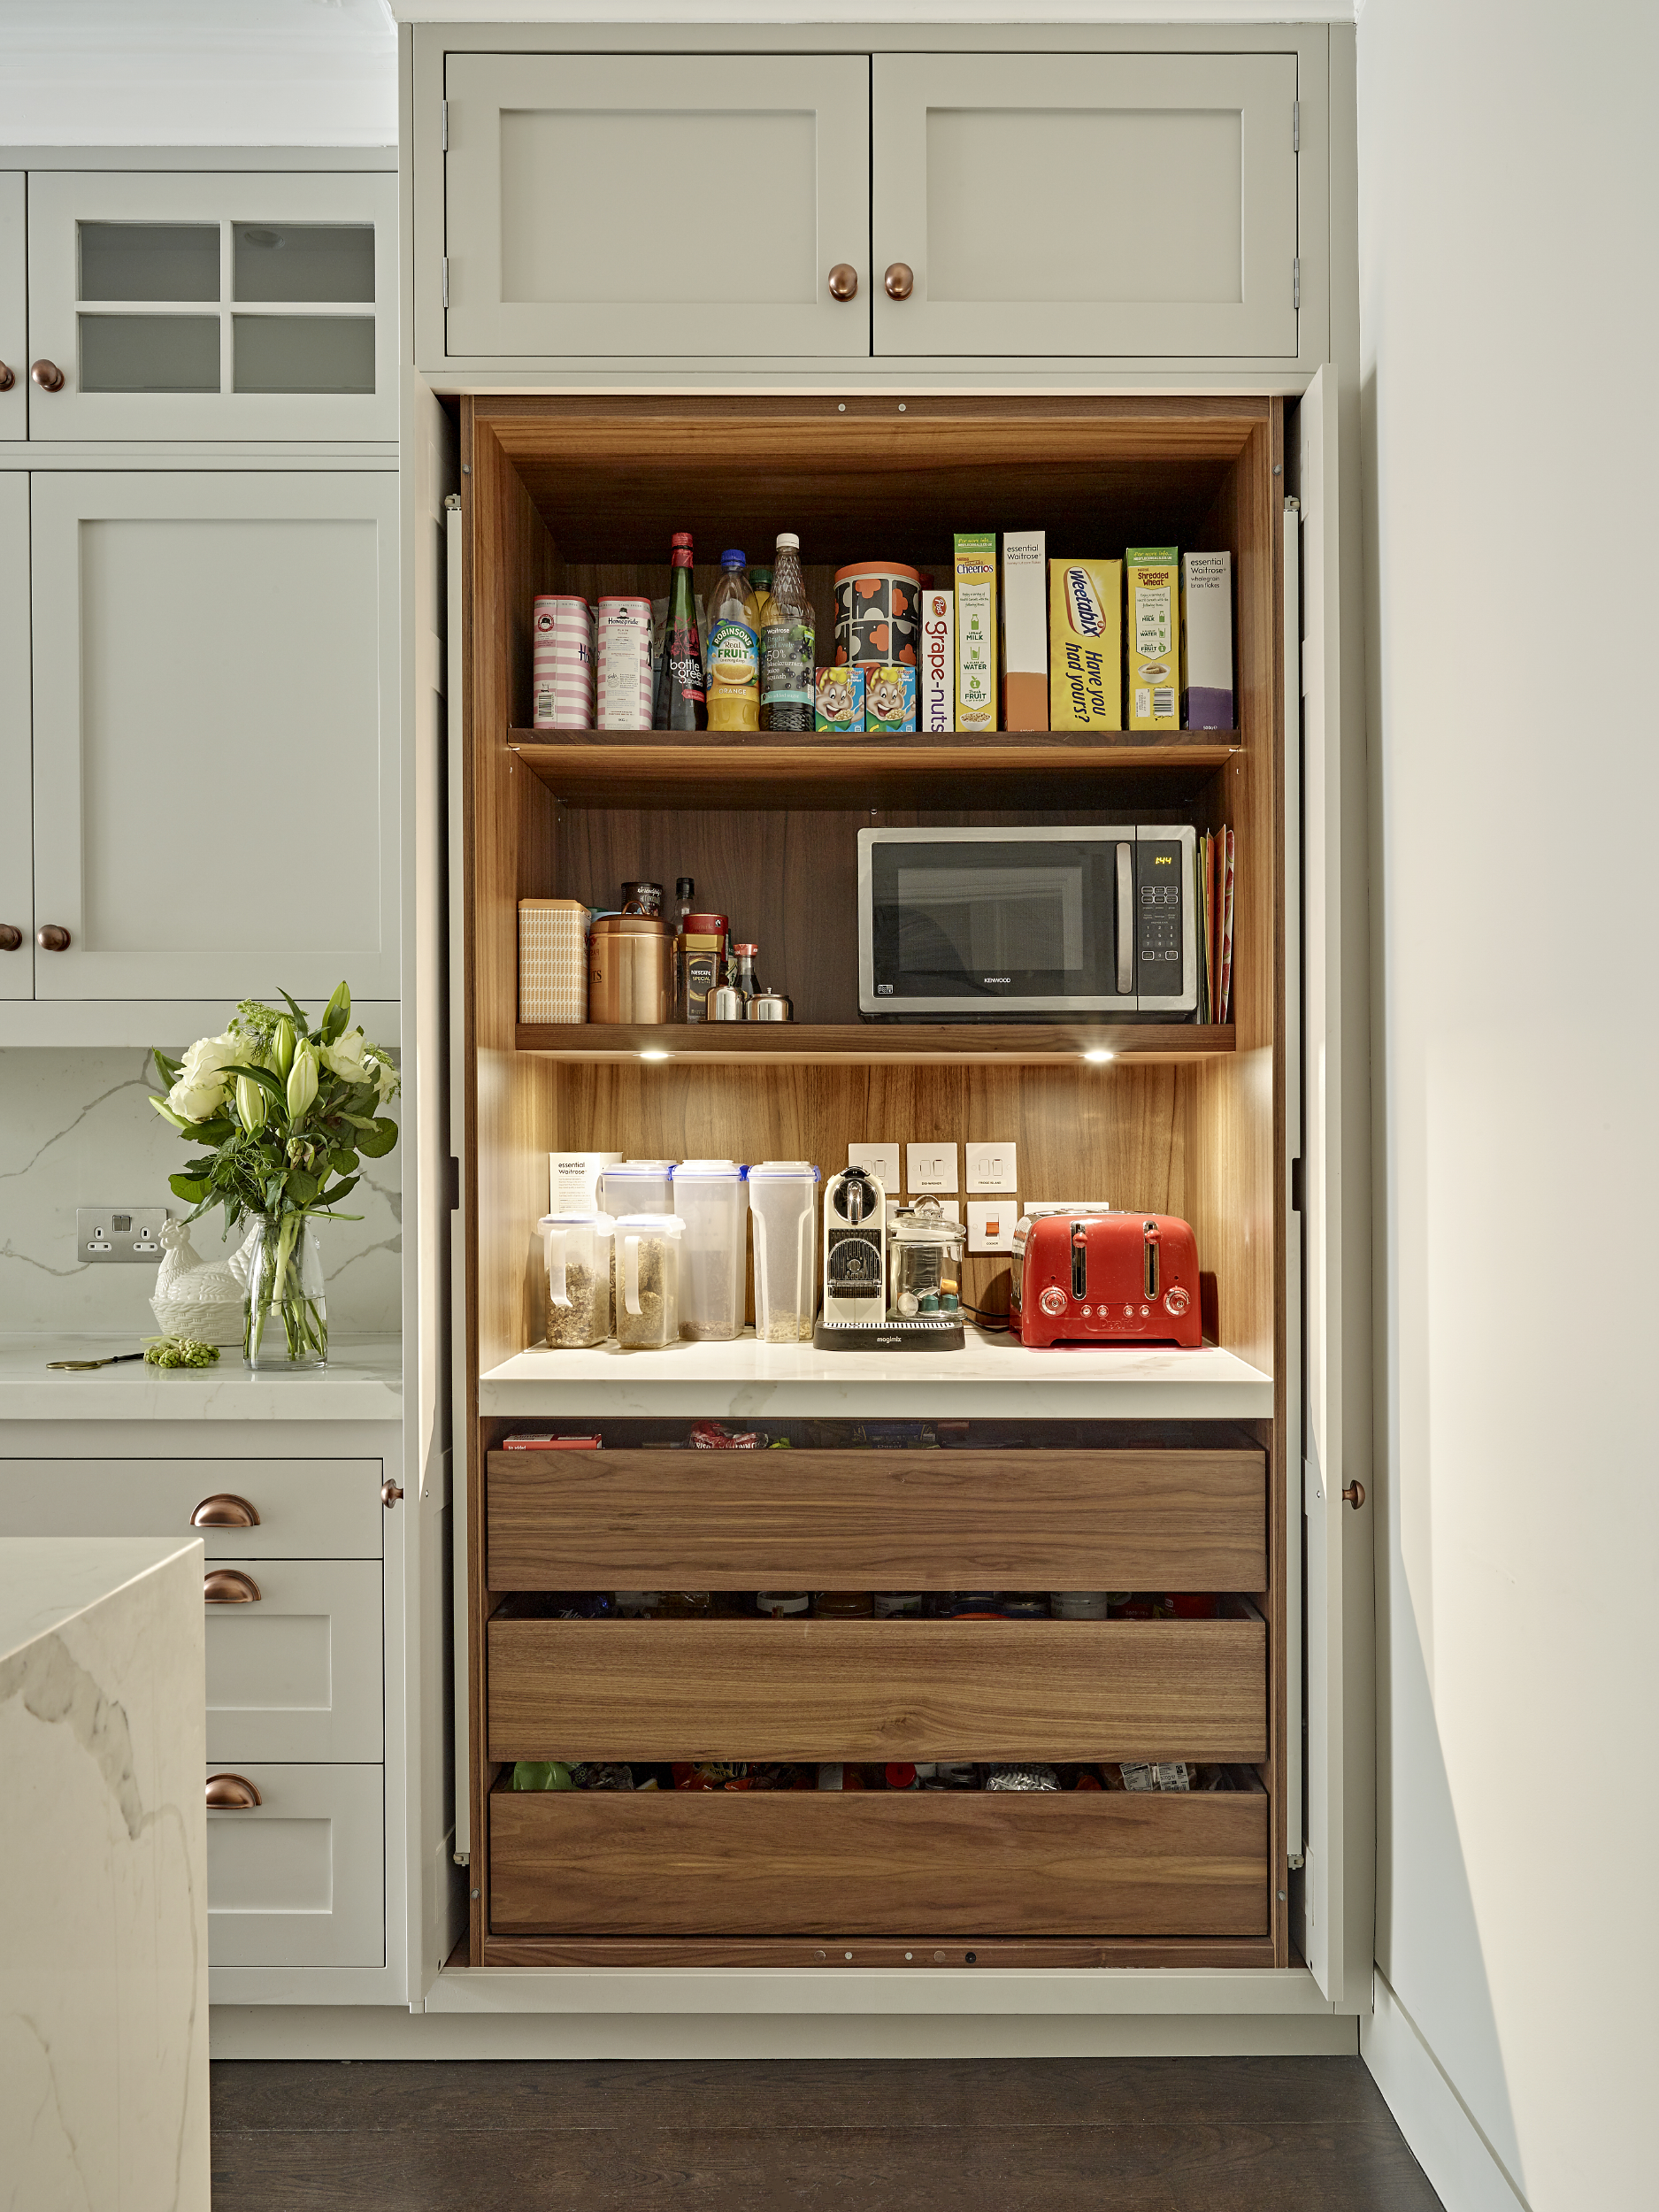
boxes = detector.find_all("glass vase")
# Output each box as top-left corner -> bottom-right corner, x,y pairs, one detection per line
242,1215 -> 328,1371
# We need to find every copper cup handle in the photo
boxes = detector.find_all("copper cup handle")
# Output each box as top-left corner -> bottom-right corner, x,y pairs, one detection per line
884,263 -> 915,300
827,263 -> 858,301
1341,1480 -> 1366,1510
206,1773 -> 262,1809
192,1493 -> 260,1528
204,1568 -> 261,1604
31,359 -> 65,392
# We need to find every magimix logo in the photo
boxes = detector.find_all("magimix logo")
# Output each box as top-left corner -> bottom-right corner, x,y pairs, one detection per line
1064,566 -> 1106,639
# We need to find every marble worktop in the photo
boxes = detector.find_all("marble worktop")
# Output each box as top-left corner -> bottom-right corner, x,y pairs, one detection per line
480,1325 -> 1274,1420
0,1334 -> 403,1421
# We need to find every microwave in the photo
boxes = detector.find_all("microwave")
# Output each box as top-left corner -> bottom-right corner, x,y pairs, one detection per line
857,825 -> 1197,1018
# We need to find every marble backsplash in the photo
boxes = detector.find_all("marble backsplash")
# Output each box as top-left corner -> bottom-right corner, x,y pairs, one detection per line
0,1049 -> 401,1338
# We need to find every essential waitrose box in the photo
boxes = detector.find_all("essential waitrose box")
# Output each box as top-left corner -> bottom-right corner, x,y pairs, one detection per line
919,588 -> 954,731
1181,550 -> 1233,729
1125,546 -> 1180,732
999,530 -> 1047,730
954,532 -> 998,731
1048,559 -> 1123,730
550,1152 -> 624,1213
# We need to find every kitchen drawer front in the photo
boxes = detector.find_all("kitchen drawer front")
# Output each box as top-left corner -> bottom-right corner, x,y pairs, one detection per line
487,1448 -> 1266,1593
206,1558 -> 382,1763
205,1763 -> 383,1968
489,1786 -> 1270,1939
0,1458 -> 385,1559
487,1617 -> 1265,1765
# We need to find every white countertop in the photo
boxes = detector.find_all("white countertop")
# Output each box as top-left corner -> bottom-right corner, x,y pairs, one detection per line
480,1325 -> 1273,1419
0,1335 -> 403,1422
0,1533 -> 203,1663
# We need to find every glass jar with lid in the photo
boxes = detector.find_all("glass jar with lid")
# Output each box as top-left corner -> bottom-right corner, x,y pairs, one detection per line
888,1198 -> 967,1319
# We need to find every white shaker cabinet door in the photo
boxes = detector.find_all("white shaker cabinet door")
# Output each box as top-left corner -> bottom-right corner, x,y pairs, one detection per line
29,471 -> 398,1002
0,473 -> 30,997
205,1557 -> 383,1764
26,172 -> 396,442
205,1763 -> 383,1968
872,53 -> 1300,358
441,52 -> 871,360
0,172 -> 24,439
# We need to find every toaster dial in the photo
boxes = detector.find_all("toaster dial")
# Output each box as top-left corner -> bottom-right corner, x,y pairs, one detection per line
1164,1285 -> 1190,1317
1039,1286 -> 1069,1317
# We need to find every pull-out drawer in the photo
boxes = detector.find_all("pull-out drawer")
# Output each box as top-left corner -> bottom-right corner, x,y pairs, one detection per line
206,1558 -> 382,1763
486,1447 -> 1267,1594
0,1458 -> 385,1558
205,1763 -> 383,1967
487,1615 -> 1265,1765
490,1784 -> 1270,1939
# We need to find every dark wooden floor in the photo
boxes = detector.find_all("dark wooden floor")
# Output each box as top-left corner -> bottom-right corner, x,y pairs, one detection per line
211,2055 -> 1444,2208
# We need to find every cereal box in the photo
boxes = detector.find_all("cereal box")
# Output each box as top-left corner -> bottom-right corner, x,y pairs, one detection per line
953,532 -> 998,732
1180,551 -> 1233,729
1125,546 -> 1180,732
1048,559 -> 1123,730
999,530 -> 1047,730
815,664 -> 864,732
864,664 -> 918,733
919,588 -> 954,732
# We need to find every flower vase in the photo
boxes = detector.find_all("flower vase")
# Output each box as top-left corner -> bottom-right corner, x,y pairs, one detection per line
242,1215 -> 328,1371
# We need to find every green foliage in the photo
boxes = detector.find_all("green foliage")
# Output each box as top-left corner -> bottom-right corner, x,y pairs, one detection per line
143,1336 -> 221,1369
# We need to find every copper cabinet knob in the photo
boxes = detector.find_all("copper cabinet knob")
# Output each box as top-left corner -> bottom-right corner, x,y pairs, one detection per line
884,263 -> 915,300
37,924 -> 70,950
31,359 -> 65,392
205,1773 -> 261,1809
827,263 -> 858,301
191,1493 -> 260,1529
381,1479 -> 403,1508
203,1568 -> 261,1604
0,925 -> 21,950
1341,1480 -> 1366,1510
0,363 -> 13,392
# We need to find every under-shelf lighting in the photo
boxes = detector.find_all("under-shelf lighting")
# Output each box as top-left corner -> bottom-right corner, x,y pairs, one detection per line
639,1048 -> 671,1061
1082,1048 -> 1115,1064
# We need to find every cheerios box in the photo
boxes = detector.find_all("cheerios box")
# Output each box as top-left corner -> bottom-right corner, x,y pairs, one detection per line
1125,546 -> 1180,732
953,532 -> 998,732
1048,558 -> 1123,730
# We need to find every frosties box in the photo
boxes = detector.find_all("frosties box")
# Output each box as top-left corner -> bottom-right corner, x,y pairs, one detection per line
919,588 -> 954,732
815,664 -> 864,732
1048,559 -> 1123,731
1125,546 -> 1180,732
953,532 -> 997,732
864,664 -> 918,733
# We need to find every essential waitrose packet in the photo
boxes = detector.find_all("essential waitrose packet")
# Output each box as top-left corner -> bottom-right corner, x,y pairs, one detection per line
1048,559 -> 1123,730
954,532 -> 998,731
1181,550 -> 1233,729
999,530 -> 1047,730
864,664 -> 918,733
919,588 -> 954,732
1125,546 -> 1180,731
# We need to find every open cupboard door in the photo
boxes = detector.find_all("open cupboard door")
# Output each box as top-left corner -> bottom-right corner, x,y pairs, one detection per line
1298,365 -> 1376,2008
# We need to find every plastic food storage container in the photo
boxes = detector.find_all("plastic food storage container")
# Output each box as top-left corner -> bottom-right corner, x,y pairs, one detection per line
889,1199 -> 967,1318
672,1159 -> 749,1341
612,1213 -> 685,1348
598,1159 -> 675,1217
539,1211 -> 615,1348
749,1160 -> 820,1342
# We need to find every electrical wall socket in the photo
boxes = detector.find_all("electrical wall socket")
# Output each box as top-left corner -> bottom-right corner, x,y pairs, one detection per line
964,1141 -> 1018,1193
967,1200 -> 1018,1254
77,1207 -> 169,1265
905,1141 -> 959,1194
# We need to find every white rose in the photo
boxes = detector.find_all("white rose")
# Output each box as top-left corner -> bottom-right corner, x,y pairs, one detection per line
167,1031 -> 238,1122
319,1027 -> 372,1086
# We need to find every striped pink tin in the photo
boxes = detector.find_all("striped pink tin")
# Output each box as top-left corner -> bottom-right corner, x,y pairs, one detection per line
595,596 -> 653,730
532,595 -> 594,728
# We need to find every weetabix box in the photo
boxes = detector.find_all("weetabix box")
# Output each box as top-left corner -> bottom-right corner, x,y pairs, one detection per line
919,588 -> 954,731
1048,559 -> 1123,731
999,530 -> 1047,730
953,532 -> 998,731
1125,546 -> 1180,732
1181,551 -> 1233,729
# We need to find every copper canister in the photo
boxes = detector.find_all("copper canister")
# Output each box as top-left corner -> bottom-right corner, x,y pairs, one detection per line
588,914 -> 672,1024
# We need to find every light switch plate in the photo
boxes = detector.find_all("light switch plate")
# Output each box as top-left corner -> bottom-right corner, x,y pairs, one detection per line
905,1141 -> 959,1194
77,1207 -> 169,1265
964,1141 -> 1018,1193
967,1200 -> 1017,1254
849,1142 -> 901,1198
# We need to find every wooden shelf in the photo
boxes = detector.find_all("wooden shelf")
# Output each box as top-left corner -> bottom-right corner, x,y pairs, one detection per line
511,729 -> 1240,810
514,1020 -> 1233,1064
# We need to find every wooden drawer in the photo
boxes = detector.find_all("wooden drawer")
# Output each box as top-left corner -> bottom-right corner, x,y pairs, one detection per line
0,1458 -> 385,1559
486,1447 -> 1266,1593
486,1616 -> 1265,1764
489,1785 -> 1269,1939
205,1763 -> 383,1968
206,1558 -> 382,1763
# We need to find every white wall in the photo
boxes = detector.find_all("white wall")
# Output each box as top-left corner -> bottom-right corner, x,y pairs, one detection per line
1357,2 -> 1659,2205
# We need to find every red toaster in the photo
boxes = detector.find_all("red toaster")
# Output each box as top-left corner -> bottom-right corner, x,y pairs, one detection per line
1012,1210 -> 1202,1348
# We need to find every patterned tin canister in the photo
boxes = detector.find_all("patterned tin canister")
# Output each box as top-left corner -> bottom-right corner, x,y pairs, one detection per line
532,594 -> 595,728
833,563 -> 922,670
595,596 -> 654,730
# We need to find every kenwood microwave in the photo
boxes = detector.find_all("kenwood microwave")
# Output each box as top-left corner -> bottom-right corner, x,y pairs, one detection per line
857,825 -> 1197,1018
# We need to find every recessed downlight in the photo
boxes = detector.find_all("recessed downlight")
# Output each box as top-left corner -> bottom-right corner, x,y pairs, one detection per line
639,1048 -> 671,1062
1082,1048 -> 1115,1064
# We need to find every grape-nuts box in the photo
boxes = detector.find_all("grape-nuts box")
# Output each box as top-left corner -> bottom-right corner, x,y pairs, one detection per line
953,532 -> 998,732
864,664 -> 918,733
815,664 -> 864,732
1180,550 -> 1233,729
919,588 -> 954,732
1125,545 -> 1180,731
1048,558 -> 1123,729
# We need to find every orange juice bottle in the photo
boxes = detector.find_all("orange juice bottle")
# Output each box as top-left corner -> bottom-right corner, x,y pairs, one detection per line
705,549 -> 761,732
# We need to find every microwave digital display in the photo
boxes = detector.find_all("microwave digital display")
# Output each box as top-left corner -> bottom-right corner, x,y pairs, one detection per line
858,825 -> 1196,1018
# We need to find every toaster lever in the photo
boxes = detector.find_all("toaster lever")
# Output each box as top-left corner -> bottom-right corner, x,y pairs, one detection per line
1071,1223 -> 1088,1301
1142,1218 -> 1160,1300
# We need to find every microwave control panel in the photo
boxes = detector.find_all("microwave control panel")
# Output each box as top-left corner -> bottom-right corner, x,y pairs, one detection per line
1133,837 -> 1187,997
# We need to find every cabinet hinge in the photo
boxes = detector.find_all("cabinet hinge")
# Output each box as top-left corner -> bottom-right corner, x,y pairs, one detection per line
441,98 -> 449,151
453,1848 -> 471,1868
1293,256 -> 1301,311
1287,1852 -> 1305,1870
442,256 -> 449,311
1293,98 -> 1300,153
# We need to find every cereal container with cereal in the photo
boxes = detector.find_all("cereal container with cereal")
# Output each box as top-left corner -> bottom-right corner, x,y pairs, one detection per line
540,1211 -> 616,1348
749,1160 -> 819,1343
672,1160 -> 749,1342
612,1213 -> 685,1348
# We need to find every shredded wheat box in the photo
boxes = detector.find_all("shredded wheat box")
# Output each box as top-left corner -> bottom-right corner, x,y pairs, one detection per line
1125,545 -> 1180,732
1180,550 -> 1233,729
518,898 -> 591,1023
999,530 -> 1047,729
953,532 -> 998,731
1048,558 -> 1123,730
919,588 -> 955,732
